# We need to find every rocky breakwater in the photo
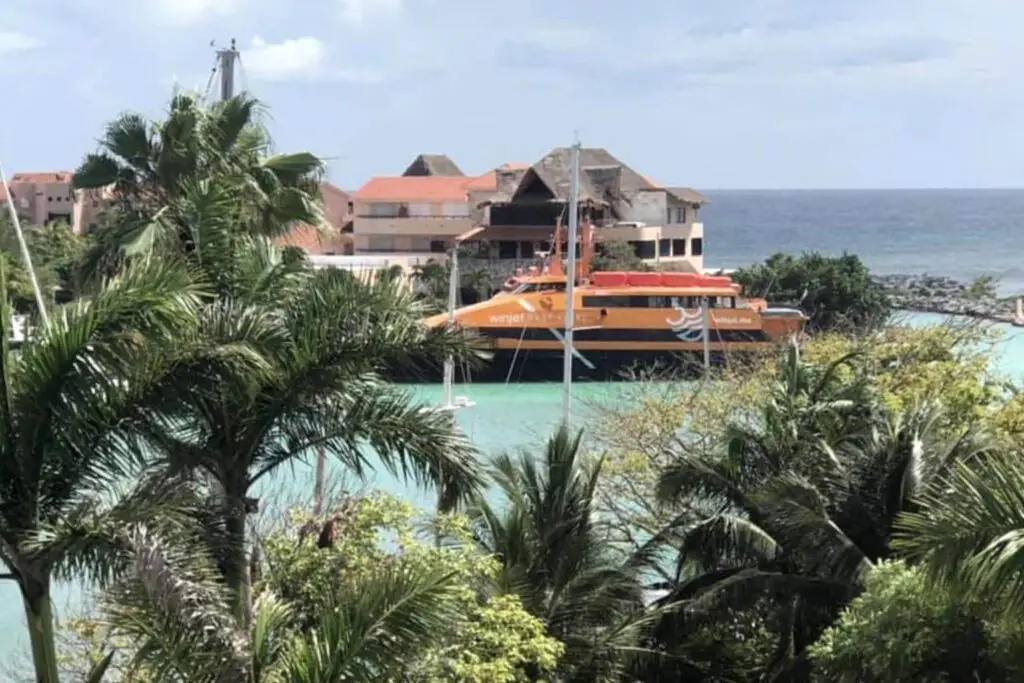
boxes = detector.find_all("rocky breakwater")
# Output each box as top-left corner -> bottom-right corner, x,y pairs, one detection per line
875,273 -> 1020,323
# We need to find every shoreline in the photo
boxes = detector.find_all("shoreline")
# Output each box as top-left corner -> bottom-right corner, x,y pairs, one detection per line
876,273 -> 1021,325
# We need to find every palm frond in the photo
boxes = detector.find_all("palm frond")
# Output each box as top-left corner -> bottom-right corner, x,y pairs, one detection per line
275,565 -> 461,683
104,525 -> 250,683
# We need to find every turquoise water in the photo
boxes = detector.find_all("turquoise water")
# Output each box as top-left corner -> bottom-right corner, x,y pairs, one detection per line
2,313 -> 1023,670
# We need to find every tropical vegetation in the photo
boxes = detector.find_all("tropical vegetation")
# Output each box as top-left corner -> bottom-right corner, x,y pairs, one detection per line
3,89 -> 1024,682
734,251 -> 892,332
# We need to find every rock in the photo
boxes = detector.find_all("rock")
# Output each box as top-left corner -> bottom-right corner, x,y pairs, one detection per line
874,272 -> 1016,323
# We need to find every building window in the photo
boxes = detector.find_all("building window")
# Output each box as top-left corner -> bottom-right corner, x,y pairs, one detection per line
658,239 -> 671,257
497,241 -> 518,259
367,236 -> 396,251
441,203 -> 470,217
368,203 -> 402,218
429,240 -> 447,253
408,203 -> 431,217
409,237 -> 431,251
672,239 -> 687,256
676,207 -> 685,223
630,240 -> 656,259
691,237 -> 704,256
666,208 -> 672,226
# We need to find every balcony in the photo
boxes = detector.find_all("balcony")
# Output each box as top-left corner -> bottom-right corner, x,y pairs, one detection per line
354,214 -> 473,236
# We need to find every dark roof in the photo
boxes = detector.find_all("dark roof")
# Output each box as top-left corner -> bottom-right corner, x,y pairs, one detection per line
401,154 -> 464,177
660,187 -> 709,205
481,147 -> 660,206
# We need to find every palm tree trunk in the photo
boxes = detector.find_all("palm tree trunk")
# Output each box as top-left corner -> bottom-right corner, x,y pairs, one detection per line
223,496 -> 252,629
21,573 -> 60,683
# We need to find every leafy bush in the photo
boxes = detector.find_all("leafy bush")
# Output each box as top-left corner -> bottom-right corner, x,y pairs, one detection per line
734,252 -> 891,332
808,560 -> 1011,682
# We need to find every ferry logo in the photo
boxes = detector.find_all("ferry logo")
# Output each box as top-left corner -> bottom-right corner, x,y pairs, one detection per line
666,305 -> 706,342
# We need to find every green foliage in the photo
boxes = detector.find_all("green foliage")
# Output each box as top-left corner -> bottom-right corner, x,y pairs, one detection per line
965,274 -> 999,301
734,251 -> 892,332
592,240 -> 647,272
0,215 -> 89,311
260,493 -> 563,682
808,561 -> 1010,682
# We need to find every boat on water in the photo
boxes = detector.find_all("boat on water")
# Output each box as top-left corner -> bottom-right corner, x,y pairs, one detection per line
406,218 -> 807,383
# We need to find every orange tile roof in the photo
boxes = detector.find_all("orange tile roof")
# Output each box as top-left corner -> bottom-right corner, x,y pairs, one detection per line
354,176 -> 471,203
10,171 -> 73,183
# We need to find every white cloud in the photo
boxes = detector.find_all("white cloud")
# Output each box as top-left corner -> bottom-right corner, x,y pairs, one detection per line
338,0 -> 404,27
243,36 -> 327,81
154,0 -> 244,25
0,31 -> 40,53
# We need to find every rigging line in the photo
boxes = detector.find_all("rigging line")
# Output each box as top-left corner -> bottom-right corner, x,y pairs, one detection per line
202,53 -> 220,104
236,54 -> 250,94
505,323 -> 529,385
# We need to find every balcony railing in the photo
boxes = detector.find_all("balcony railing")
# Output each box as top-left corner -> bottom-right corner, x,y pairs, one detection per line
356,214 -> 472,220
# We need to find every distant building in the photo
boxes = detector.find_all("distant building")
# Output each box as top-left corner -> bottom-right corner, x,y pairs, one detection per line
0,171 -> 111,235
344,148 -> 707,280
275,182 -> 355,255
474,147 -> 707,273
347,154 -> 479,274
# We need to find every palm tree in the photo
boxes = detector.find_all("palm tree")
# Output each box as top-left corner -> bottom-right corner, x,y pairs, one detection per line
894,451 -> 1024,616
651,343 -> 989,679
0,259 -> 220,683
70,94 -> 486,636
128,238 -> 485,625
90,523 -> 464,682
72,92 -> 326,275
471,424 -> 656,682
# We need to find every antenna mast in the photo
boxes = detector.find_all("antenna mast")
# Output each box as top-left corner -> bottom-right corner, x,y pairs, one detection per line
216,39 -> 238,100
562,140 -> 581,425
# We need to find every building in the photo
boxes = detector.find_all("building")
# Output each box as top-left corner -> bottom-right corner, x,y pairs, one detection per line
0,172 -> 111,235
474,147 -> 707,273
275,182 -> 355,255
349,154 -> 477,273
346,148 -> 707,282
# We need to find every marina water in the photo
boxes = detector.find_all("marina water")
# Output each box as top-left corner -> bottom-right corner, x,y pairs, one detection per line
4,189 -> 1024,668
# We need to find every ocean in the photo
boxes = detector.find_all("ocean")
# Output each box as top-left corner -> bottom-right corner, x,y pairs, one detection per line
4,189 -> 1024,674
702,189 -> 1024,295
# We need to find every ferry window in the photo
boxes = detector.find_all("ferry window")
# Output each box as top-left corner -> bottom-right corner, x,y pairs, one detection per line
715,296 -> 736,308
658,239 -> 671,257
672,239 -> 687,256
583,295 -> 639,308
691,238 -> 704,256
648,296 -> 672,308
521,241 -> 535,258
630,240 -> 656,259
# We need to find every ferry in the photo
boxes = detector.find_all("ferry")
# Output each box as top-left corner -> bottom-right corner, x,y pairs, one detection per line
418,220 -> 806,382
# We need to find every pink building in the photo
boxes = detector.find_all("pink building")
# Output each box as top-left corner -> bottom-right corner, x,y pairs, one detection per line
0,171 -> 110,235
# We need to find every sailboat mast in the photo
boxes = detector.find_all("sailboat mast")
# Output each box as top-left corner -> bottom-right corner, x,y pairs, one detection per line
442,247 -> 459,408
217,39 -> 239,101
562,141 -> 581,424
0,163 -> 49,325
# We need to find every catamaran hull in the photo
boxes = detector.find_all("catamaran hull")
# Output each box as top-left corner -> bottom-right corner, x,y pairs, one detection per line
387,348 -> 757,384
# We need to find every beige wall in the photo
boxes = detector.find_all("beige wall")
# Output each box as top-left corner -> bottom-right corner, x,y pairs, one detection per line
353,199 -> 474,254
5,178 -> 115,235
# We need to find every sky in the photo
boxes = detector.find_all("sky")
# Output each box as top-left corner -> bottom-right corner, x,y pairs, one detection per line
1,0 -> 1023,190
